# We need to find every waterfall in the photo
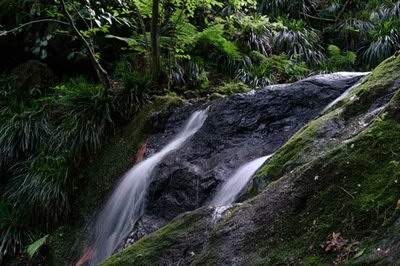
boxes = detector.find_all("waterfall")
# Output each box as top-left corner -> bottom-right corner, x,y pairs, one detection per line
210,155 -> 273,207
87,109 -> 208,265
321,72 -> 369,113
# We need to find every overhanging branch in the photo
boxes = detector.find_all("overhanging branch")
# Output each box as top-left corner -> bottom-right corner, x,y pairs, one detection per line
0,19 -> 69,37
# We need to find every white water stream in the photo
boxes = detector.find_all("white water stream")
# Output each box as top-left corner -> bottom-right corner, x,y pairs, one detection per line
210,155 -> 273,207
88,109 -> 208,265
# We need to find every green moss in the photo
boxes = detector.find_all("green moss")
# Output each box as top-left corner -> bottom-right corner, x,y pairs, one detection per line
341,55 -> 400,118
248,111 -> 337,197
102,211 -> 206,266
211,81 -> 250,96
256,116 -> 400,264
250,55 -> 400,197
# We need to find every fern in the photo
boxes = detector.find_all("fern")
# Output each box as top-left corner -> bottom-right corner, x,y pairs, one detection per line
196,24 -> 241,60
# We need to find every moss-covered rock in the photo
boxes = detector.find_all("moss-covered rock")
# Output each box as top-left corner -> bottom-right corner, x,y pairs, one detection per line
102,208 -> 213,266
250,55 -> 400,196
103,55 -> 400,265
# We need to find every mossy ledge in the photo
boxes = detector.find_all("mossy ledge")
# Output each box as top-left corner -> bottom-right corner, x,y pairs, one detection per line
249,55 -> 400,196
102,208 -> 213,266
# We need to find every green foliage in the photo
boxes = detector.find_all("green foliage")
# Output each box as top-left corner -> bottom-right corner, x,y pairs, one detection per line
113,60 -> 151,120
168,59 -> 210,92
197,24 -> 241,60
364,18 -> 400,65
26,235 -> 48,258
258,0 -> 317,19
7,154 -> 72,225
212,81 -> 250,95
0,200 -> 33,261
238,52 -> 309,87
169,15 -> 199,60
0,104 -> 50,168
228,0 -> 257,11
274,18 -> 324,65
226,15 -> 275,55
321,45 -> 357,72
50,78 -> 111,156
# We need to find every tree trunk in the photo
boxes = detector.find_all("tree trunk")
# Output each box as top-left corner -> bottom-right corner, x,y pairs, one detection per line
151,0 -> 161,83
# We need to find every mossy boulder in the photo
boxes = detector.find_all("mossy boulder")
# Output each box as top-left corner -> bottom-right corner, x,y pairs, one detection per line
104,56 -> 400,265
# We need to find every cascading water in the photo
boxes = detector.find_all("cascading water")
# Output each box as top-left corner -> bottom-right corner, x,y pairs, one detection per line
321,72 -> 369,113
87,109 -> 208,265
210,155 -> 273,208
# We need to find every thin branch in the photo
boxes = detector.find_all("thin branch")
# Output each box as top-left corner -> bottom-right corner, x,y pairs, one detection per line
335,0 -> 352,22
0,19 -> 69,37
300,12 -> 335,22
338,186 -> 355,199
60,0 -> 110,90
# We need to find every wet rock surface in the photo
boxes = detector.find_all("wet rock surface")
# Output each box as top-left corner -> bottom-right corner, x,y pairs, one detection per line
116,73 -> 367,248
104,57 -> 400,266
145,72 -> 365,221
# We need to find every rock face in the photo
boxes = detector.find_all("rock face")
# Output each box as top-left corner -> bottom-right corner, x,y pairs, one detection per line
146,72 -> 365,220
122,73 -> 365,244
102,56 -> 400,266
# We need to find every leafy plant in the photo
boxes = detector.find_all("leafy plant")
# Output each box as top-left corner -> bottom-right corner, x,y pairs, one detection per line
196,24 -> 241,60
273,18 -> 324,65
0,105 -> 50,168
113,60 -> 150,120
237,51 -> 309,87
364,18 -> 400,66
227,15 -> 275,55
50,77 -> 112,157
26,234 -> 48,259
320,45 -> 357,72
7,154 -> 72,225
0,200 -> 34,261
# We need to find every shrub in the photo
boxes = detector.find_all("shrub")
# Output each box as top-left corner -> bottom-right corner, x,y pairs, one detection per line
227,15 -> 275,55
168,60 -> 209,92
196,24 -> 241,60
320,45 -> 357,72
364,18 -> 400,66
273,18 -> 324,65
7,154 -> 72,225
237,52 -> 309,87
0,105 -> 50,168
0,200 -> 34,261
113,60 -> 151,120
49,77 -> 112,157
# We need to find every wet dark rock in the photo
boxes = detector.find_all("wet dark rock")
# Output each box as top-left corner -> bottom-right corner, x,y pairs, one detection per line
145,73 -> 365,221
105,57 -> 400,266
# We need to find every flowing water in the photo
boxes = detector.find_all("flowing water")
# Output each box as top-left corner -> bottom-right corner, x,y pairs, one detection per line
210,155 -> 273,207
321,72 -> 369,113
87,109 -> 208,265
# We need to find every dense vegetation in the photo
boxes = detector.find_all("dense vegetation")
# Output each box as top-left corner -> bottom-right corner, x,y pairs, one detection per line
1,0 -> 400,264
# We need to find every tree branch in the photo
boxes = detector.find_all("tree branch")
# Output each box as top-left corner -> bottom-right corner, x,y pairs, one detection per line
300,12 -> 335,22
60,0 -> 111,90
0,19 -> 69,37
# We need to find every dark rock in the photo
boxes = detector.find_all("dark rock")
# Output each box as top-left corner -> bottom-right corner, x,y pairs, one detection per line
10,60 -> 56,91
104,57 -> 400,266
145,73 -> 365,221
